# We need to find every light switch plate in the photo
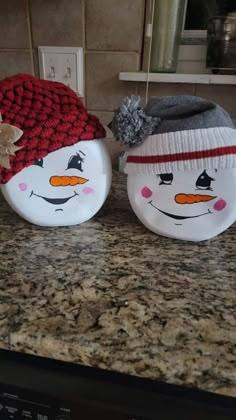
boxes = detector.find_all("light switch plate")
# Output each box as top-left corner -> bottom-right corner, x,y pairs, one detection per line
38,46 -> 84,97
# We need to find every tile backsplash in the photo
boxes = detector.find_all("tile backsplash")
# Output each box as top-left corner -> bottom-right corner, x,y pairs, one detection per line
0,0 -> 235,167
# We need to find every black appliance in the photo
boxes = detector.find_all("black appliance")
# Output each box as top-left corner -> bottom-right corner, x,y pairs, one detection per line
0,349 -> 235,419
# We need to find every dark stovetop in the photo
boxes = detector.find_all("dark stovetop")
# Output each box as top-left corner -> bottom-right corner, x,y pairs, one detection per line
0,349 -> 235,420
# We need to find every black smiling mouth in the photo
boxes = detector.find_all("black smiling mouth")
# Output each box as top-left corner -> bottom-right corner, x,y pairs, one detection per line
149,201 -> 212,220
30,191 -> 78,205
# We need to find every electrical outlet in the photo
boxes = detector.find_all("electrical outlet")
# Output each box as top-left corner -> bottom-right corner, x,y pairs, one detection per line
38,46 -> 84,96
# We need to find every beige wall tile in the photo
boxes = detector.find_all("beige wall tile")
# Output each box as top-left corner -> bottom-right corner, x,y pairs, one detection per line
137,83 -> 196,106
89,110 -> 124,168
101,111 -> 124,169
0,51 -> 34,79
86,0 -> 145,52
86,52 -> 139,111
102,112 -> 125,169
88,110 -> 102,121
33,49 -> 40,78
100,111 -> 114,138
30,0 -> 84,47
104,137 -> 124,169
88,110 -> 114,138
0,0 -> 30,49
195,84 -> 236,117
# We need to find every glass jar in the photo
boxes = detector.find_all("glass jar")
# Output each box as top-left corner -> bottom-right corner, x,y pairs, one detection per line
150,0 -> 186,73
207,14 -> 236,72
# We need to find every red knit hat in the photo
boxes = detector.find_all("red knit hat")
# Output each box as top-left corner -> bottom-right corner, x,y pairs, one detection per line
0,74 -> 106,184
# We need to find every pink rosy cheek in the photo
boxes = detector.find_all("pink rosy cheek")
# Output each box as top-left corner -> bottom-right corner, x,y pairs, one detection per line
141,186 -> 153,198
83,187 -> 94,195
18,183 -> 28,191
213,199 -> 227,211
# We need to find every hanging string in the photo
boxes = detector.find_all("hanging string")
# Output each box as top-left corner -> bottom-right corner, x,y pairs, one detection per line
145,0 -> 155,105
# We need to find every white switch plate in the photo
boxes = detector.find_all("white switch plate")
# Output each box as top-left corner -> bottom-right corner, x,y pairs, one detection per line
38,46 -> 84,97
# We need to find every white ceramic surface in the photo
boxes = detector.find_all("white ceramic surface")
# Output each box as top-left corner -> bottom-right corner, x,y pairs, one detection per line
127,169 -> 236,241
1,139 -> 112,226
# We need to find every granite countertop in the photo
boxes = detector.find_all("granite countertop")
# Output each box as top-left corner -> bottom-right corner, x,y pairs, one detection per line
0,171 -> 235,398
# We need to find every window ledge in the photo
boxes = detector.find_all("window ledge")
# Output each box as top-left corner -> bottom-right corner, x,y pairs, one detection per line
119,72 -> 236,85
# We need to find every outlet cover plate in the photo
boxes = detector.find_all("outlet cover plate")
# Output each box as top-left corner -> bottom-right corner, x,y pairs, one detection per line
38,46 -> 84,97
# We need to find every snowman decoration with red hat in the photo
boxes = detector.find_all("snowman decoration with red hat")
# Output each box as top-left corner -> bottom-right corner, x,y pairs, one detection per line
0,74 -> 111,226
111,95 -> 236,241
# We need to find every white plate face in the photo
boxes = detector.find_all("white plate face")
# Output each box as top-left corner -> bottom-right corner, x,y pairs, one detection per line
127,169 -> 236,241
1,140 -> 112,226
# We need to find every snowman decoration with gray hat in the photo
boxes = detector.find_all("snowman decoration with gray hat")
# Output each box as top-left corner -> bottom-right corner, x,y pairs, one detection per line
110,95 -> 236,241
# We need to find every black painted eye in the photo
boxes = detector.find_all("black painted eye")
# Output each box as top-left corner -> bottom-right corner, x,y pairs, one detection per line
67,153 -> 84,172
196,170 -> 215,190
158,173 -> 173,185
33,158 -> 44,168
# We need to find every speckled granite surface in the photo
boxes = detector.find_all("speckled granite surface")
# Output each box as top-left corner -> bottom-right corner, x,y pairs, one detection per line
0,171 -> 235,397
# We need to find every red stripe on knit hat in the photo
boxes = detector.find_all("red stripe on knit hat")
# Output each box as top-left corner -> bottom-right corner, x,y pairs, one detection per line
127,146 -> 236,164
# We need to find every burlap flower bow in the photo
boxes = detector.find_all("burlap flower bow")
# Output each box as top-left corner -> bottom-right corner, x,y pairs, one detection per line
0,114 -> 23,169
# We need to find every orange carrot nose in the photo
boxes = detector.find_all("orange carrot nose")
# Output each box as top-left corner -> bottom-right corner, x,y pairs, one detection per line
175,193 -> 216,204
50,176 -> 89,187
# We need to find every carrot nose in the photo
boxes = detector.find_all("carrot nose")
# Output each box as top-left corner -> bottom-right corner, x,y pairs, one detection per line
175,193 -> 216,204
50,176 -> 89,187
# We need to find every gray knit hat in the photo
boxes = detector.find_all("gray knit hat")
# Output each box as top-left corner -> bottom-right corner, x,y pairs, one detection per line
110,95 -> 236,174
